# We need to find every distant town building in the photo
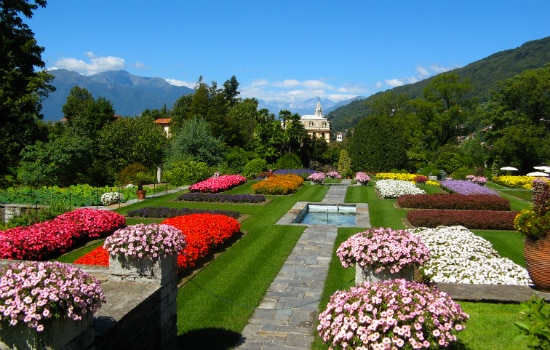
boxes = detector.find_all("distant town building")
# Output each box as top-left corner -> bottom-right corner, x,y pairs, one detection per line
335,132 -> 344,142
300,99 -> 330,143
154,118 -> 172,138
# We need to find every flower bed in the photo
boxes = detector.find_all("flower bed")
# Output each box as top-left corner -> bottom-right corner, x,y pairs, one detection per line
375,179 -> 425,198
176,192 -> 266,204
407,209 -> 517,230
375,172 -> 417,181
126,206 -> 240,219
397,193 -> 511,211
410,226 -> 531,285
492,175 -> 536,189
188,174 -> 247,193
318,279 -> 468,349
75,213 -> 241,273
440,179 -> 498,195
337,227 -> 430,274
326,171 -> 341,179
0,261 -> 105,331
252,174 -> 303,195
272,168 -> 315,179
0,209 -> 125,260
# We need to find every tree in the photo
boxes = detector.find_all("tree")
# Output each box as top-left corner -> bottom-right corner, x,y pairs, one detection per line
0,0 -> 54,180
223,75 -> 240,105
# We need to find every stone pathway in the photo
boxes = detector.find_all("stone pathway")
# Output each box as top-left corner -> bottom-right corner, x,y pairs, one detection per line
237,180 -> 363,349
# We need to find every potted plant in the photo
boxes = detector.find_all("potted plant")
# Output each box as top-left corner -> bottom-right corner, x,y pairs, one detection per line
317,279 -> 469,349
514,178 -> 550,291
354,171 -> 370,185
336,227 -> 430,284
307,172 -> 326,185
135,171 -> 153,200
0,261 -> 105,348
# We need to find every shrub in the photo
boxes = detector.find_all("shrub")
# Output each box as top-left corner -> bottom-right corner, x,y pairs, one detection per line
163,160 -> 211,186
407,209 -> 518,230
100,192 -> 124,206
117,163 -> 148,185
275,152 -> 302,169
243,158 -> 267,179
515,295 -> 550,349
397,194 -> 511,211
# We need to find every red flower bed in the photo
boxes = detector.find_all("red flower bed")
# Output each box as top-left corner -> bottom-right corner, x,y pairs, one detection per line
74,246 -> 109,266
74,213 -> 241,272
189,175 -> 247,193
397,194 -> 511,211
0,209 -> 125,260
407,209 -> 518,230
162,214 -> 241,270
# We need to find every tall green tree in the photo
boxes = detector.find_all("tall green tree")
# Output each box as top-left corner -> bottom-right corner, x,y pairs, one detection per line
0,0 -> 54,180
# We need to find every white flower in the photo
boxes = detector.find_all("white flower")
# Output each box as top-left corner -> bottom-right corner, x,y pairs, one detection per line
375,179 -> 425,198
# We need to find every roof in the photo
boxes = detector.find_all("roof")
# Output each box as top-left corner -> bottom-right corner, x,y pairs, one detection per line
154,118 -> 172,124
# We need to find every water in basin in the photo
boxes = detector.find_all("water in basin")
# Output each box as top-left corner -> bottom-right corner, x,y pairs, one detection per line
294,204 -> 356,226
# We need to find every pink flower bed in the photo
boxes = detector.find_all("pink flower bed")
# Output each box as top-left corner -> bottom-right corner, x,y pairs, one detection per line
189,174 -> 247,193
0,208 -> 125,260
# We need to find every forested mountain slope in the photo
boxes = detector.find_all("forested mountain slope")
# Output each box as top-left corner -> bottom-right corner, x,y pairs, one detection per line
329,36 -> 550,132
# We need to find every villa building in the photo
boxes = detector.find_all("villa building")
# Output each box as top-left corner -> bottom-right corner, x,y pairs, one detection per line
300,99 -> 331,142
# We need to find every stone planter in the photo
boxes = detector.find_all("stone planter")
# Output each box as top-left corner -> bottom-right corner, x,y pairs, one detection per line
356,264 -> 415,285
0,313 -> 94,350
109,254 -> 177,284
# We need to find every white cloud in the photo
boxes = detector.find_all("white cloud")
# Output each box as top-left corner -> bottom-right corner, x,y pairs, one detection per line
416,66 -> 430,78
165,78 -> 195,88
383,62 -> 461,89
385,78 -> 405,87
53,52 -> 125,75
240,78 -> 365,103
134,61 -> 148,69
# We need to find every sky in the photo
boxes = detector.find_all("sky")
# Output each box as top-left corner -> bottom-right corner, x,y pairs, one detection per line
27,0 -> 550,104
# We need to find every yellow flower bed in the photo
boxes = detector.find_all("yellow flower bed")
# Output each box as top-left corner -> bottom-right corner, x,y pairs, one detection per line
492,175 -> 541,189
251,174 -> 304,195
425,180 -> 441,187
375,173 -> 417,181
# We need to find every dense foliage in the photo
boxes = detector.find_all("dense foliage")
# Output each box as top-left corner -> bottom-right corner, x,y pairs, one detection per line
397,193 -> 511,211
126,206 -> 240,219
407,209 -> 517,230
177,192 -> 266,203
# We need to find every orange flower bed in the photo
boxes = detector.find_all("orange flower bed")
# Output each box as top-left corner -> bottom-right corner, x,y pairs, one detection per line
74,213 -> 241,273
251,174 -> 303,195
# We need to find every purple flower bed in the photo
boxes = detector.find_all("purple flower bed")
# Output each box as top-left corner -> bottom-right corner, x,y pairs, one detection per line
272,168 -> 316,179
126,206 -> 240,219
440,180 -> 498,195
177,192 -> 266,203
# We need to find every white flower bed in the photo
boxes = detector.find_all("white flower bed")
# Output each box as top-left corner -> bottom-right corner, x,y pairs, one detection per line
101,192 -> 124,206
409,225 -> 531,285
375,179 -> 425,198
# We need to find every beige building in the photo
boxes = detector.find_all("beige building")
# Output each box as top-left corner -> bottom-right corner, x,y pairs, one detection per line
300,99 -> 330,142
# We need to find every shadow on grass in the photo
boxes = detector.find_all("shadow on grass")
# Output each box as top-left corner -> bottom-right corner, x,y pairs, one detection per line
178,328 -> 242,349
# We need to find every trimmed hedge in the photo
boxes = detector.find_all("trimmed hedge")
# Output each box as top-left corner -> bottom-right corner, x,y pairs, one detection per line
407,209 -> 518,230
397,194 -> 511,211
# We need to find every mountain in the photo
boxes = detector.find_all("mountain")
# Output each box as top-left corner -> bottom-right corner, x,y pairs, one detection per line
41,70 -> 194,121
329,36 -> 550,132
256,96 -> 360,117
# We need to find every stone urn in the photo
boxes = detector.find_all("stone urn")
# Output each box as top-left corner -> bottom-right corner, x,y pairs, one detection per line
356,264 -> 415,285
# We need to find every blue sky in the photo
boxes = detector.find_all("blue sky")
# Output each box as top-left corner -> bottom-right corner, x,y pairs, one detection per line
28,0 -> 550,103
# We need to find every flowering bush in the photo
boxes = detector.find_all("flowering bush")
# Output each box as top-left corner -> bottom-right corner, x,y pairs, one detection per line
0,209 -> 125,260
100,192 -> 124,206
317,279 -> 469,349
252,174 -> 303,195
0,261 -> 105,332
189,174 -> 247,193
466,174 -> 488,185
514,178 -> 550,239
337,227 -> 430,274
327,171 -> 342,179
354,172 -> 370,185
411,226 -> 531,285
162,214 -> 241,270
375,179 -> 425,198
414,175 -> 428,184
440,180 -> 498,195
307,172 -> 326,184
104,224 -> 186,261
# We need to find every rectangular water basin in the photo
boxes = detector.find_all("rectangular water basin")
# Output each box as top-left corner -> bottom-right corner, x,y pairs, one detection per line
293,204 -> 356,226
